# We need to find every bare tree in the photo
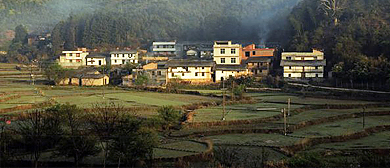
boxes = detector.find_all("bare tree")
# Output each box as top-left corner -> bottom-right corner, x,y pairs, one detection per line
320,0 -> 346,26
88,102 -> 128,168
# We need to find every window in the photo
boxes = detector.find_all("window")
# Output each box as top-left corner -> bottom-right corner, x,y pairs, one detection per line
316,74 -> 319,78
76,53 -> 80,57
152,71 -> 155,75
288,74 -> 292,77
221,49 -> 225,54
202,67 -> 205,70
286,57 -> 292,60
182,73 -> 185,76
231,49 -> 236,54
195,73 -> 198,76
202,72 -> 205,76
158,71 -> 162,76
289,66 -> 292,69
172,73 -> 174,77
122,60 -> 125,64
221,58 -> 225,63
115,60 -> 117,63
231,58 -> 236,64
314,56 -> 318,60
76,60 -> 81,63
253,51 -> 256,55
195,67 -> 197,70
69,60 -> 73,63
245,52 -> 250,57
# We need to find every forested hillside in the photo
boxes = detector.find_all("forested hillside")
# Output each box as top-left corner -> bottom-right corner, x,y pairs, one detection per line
50,0 -> 300,53
0,0 -> 300,48
272,0 -> 390,87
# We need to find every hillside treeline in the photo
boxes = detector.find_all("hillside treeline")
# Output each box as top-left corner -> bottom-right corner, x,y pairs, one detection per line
50,0 -> 299,53
271,0 -> 390,87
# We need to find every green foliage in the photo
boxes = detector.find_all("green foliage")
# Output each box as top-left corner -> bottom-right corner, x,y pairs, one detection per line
44,63 -> 73,84
13,25 -> 28,44
54,104 -> 100,166
273,0 -> 390,88
108,117 -> 158,166
288,152 -> 326,168
16,109 -> 63,167
233,84 -> 246,99
157,106 -> 182,129
134,74 -> 149,86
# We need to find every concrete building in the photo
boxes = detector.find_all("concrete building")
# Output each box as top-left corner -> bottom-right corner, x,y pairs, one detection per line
59,48 -> 89,68
280,49 -> 326,78
152,42 -> 176,57
213,41 -> 248,81
166,60 -> 215,84
86,53 -> 109,67
213,41 -> 242,65
109,50 -> 139,66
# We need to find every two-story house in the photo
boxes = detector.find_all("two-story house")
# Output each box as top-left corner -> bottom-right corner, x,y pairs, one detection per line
280,49 -> 326,78
109,50 -> 139,66
152,42 -> 177,57
86,53 -> 109,67
241,44 -> 275,77
213,41 -> 249,82
59,48 -> 89,68
166,60 -> 215,84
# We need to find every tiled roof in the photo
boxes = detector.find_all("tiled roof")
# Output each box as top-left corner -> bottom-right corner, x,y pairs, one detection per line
166,59 -> 215,67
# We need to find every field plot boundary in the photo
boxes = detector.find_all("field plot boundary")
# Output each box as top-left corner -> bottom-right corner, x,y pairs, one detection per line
282,125 -> 390,155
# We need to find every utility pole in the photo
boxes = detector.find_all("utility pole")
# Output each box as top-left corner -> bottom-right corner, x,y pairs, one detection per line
231,80 -> 234,102
283,108 -> 287,136
288,98 -> 291,116
363,106 -> 366,128
222,79 -> 226,121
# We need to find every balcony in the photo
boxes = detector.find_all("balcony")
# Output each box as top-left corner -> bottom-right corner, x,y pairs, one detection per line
280,59 -> 326,66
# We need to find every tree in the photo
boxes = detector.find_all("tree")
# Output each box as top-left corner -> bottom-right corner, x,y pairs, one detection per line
55,104 -> 100,167
44,63 -> 73,84
233,84 -> 246,100
13,25 -> 28,44
320,0 -> 346,26
0,118 -> 14,167
16,109 -> 61,168
108,117 -> 158,167
134,74 -> 149,86
88,103 -> 128,167
157,106 -> 182,129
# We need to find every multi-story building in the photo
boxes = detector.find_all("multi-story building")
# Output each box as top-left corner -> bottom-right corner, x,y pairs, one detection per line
59,48 -> 89,68
109,50 -> 139,66
245,57 -> 272,77
240,44 -> 275,77
86,53 -> 109,67
152,42 -> 177,57
213,41 -> 241,65
213,41 -> 248,81
166,60 -> 215,84
241,44 -> 275,62
280,49 -> 326,78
